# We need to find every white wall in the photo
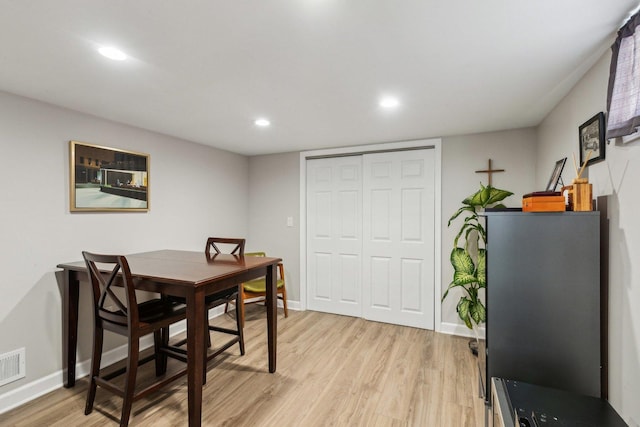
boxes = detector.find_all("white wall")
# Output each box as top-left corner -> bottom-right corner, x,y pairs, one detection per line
536,52 -> 611,191
247,153 -> 300,303
0,91 -> 249,399
537,50 -> 640,425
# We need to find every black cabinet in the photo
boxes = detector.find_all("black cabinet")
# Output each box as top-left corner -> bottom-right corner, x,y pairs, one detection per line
484,211 -> 602,403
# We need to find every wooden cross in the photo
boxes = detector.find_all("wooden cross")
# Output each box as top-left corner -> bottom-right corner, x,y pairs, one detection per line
475,159 -> 505,186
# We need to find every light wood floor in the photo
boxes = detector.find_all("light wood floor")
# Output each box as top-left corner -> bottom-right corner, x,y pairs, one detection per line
1,307 -> 485,426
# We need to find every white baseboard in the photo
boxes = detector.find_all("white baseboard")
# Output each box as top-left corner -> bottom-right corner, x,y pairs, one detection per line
285,300 -> 301,311
0,369 -> 63,416
0,301 -> 302,415
439,321 -> 486,339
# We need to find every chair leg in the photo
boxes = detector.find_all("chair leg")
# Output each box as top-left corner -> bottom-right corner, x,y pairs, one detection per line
203,309 -> 209,385
205,309 -> 212,348
154,329 -> 168,376
239,288 -> 246,328
280,286 -> 289,318
120,336 -> 140,427
235,291 -> 245,355
85,325 -> 104,415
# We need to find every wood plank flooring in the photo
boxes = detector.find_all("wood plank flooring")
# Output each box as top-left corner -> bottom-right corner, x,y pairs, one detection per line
1,307 -> 485,426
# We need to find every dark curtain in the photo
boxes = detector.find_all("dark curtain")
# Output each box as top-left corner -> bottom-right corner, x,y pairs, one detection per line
607,11 -> 640,138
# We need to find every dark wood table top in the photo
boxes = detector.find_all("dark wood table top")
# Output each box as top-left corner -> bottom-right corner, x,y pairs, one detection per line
57,249 -> 281,288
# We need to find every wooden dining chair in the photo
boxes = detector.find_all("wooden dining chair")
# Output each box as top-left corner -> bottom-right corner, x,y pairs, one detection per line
82,251 -> 188,427
205,236 -> 245,257
164,238 -> 246,384
226,251 -> 288,327
201,237 -> 246,358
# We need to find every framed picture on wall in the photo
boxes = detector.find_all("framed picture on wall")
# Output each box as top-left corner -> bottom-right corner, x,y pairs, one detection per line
578,112 -> 605,167
69,140 -> 150,212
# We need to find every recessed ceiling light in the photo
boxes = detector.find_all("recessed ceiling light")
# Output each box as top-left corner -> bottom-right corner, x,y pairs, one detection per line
98,46 -> 127,61
379,96 -> 400,109
255,118 -> 271,127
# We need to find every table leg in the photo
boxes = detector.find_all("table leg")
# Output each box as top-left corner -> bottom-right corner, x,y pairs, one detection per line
266,263 -> 277,373
186,289 -> 205,427
63,270 -> 79,388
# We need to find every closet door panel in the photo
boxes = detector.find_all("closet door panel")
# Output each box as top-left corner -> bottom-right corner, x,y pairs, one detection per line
307,156 -> 363,316
362,150 -> 435,329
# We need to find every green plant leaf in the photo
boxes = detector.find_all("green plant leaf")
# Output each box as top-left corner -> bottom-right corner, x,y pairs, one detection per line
451,248 -> 477,285
476,223 -> 487,244
463,225 -> 481,248
485,188 -> 514,206
480,186 -> 492,205
441,280 -> 466,302
454,271 -> 476,286
454,216 -> 480,247
448,205 -> 475,226
457,297 -> 473,329
451,248 -> 474,273
462,184 -> 487,207
476,248 -> 486,287
469,300 -> 486,324
463,185 -> 514,208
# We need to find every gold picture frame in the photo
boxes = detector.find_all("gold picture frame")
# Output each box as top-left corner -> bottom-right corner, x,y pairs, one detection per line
69,141 -> 150,212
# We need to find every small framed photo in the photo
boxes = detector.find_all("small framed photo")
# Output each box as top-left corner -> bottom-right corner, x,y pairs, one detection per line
69,141 -> 150,212
545,157 -> 567,192
579,112 -> 605,167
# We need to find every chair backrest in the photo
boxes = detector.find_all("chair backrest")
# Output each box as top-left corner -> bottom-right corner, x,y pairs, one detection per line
244,252 -> 283,280
205,237 -> 246,257
82,251 -> 138,328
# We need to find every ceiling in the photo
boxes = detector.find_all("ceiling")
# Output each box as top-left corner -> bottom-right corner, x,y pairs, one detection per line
1,1 -> 638,156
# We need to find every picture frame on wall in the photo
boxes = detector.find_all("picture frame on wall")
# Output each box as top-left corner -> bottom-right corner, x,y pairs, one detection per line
69,140 -> 150,212
578,112 -> 605,167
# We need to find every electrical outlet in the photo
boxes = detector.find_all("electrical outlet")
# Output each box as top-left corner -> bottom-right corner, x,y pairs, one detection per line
286,216 -> 294,227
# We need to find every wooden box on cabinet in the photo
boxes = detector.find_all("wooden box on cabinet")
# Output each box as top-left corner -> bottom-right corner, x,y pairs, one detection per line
522,195 -> 565,212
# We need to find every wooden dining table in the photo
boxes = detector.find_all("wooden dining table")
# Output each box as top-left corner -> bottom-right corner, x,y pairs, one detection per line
57,249 -> 281,427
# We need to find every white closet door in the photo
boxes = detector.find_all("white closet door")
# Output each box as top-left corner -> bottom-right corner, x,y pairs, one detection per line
362,149 -> 435,329
306,156 -> 363,317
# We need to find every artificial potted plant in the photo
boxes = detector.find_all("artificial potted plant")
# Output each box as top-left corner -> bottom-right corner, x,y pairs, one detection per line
442,183 -> 513,332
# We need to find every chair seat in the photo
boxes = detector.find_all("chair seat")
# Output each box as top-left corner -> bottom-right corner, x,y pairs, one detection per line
138,299 -> 187,324
104,299 -> 186,327
243,278 -> 285,293
205,288 -> 238,305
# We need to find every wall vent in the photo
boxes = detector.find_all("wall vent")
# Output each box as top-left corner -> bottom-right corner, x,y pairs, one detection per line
0,348 -> 26,387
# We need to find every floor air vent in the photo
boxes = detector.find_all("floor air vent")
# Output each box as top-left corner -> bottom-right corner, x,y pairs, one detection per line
0,348 -> 26,387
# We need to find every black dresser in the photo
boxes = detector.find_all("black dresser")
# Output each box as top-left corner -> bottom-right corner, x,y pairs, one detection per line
483,211 -> 603,402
